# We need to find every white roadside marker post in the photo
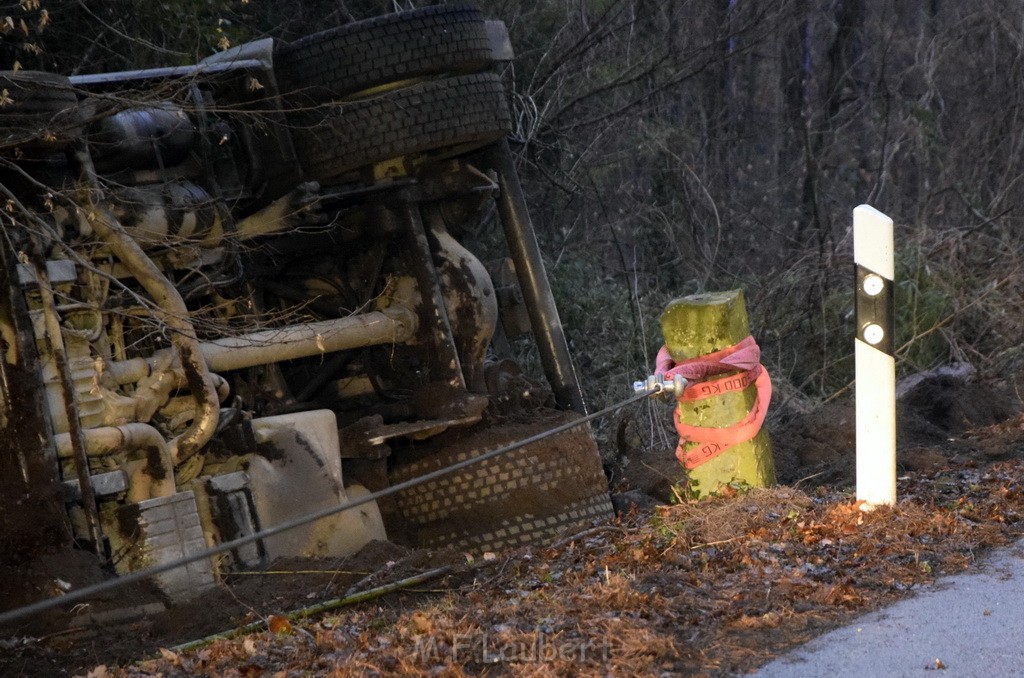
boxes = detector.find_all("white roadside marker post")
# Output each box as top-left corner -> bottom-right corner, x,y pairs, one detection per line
854,204 -> 896,508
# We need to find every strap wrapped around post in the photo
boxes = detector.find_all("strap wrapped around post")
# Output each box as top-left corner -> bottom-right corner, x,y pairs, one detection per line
655,336 -> 772,470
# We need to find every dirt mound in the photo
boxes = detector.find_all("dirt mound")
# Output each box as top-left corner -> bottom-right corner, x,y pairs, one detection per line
612,371 -> 1023,498
0,539 -> 463,677
608,409 -> 687,503
774,374 -> 1021,486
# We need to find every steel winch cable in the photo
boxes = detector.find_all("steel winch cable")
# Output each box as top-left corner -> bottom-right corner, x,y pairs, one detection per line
0,389 -> 659,628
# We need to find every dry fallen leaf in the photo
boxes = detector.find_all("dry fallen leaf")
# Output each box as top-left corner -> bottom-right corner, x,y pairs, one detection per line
38,462 -> 1024,677
157,647 -> 179,665
411,611 -> 433,634
268,615 -> 293,635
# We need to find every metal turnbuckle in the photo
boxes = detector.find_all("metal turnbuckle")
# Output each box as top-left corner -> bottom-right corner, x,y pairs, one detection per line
632,374 -> 687,400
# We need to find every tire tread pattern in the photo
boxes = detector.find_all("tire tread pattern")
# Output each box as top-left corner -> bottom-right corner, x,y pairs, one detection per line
0,71 -> 79,149
390,415 -> 614,553
290,72 -> 510,182
276,5 -> 493,103
416,493 -> 615,553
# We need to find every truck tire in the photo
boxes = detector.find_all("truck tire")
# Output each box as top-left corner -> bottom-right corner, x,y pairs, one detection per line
413,493 -> 615,553
275,6 -> 494,104
290,72 -> 511,183
0,71 -> 80,152
389,411 -> 615,553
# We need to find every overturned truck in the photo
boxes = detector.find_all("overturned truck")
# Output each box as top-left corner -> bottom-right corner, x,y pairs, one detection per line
0,6 -> 611,605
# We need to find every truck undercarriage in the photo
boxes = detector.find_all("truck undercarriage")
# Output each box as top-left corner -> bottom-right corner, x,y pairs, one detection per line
0,6 -> 612,608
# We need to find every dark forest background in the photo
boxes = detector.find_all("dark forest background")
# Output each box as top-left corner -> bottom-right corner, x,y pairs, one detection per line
4,0 -> 1023,446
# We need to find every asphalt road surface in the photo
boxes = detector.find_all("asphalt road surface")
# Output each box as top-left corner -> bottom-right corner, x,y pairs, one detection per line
756,538 -> 1024,677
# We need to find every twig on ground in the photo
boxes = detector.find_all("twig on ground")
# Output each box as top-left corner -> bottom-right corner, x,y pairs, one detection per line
171,565 -> 454,654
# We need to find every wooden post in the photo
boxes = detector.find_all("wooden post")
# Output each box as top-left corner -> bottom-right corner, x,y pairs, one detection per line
660,289 -> 775,497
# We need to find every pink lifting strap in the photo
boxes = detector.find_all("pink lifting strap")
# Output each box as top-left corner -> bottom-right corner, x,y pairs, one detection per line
655,336 -> 771,470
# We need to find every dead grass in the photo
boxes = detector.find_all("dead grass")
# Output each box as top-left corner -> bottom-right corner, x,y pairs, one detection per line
657,486 -> 815,545
78,456 -> 1024,678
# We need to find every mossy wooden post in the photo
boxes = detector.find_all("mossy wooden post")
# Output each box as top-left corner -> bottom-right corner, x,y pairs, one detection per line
660,289 -> 775,497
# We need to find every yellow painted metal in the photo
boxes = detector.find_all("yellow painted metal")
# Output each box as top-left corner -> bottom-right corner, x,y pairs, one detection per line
344,76 -> 427,101
373,156 -> 408,181
660,289 -> 776,497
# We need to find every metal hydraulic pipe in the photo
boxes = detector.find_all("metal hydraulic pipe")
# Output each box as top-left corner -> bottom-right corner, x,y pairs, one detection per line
106,309 -> 415,383
73,142 -> 220,466
107,359 -> 229,398
486,139 -> 586,414
54,423 -> 176,500
196,308 -> 417,373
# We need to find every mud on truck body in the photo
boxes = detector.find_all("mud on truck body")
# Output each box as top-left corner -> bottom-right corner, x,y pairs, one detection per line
0,6 -> 611,606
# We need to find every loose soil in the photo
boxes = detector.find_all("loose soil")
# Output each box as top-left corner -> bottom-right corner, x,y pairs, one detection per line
2,373 -> 1024,677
